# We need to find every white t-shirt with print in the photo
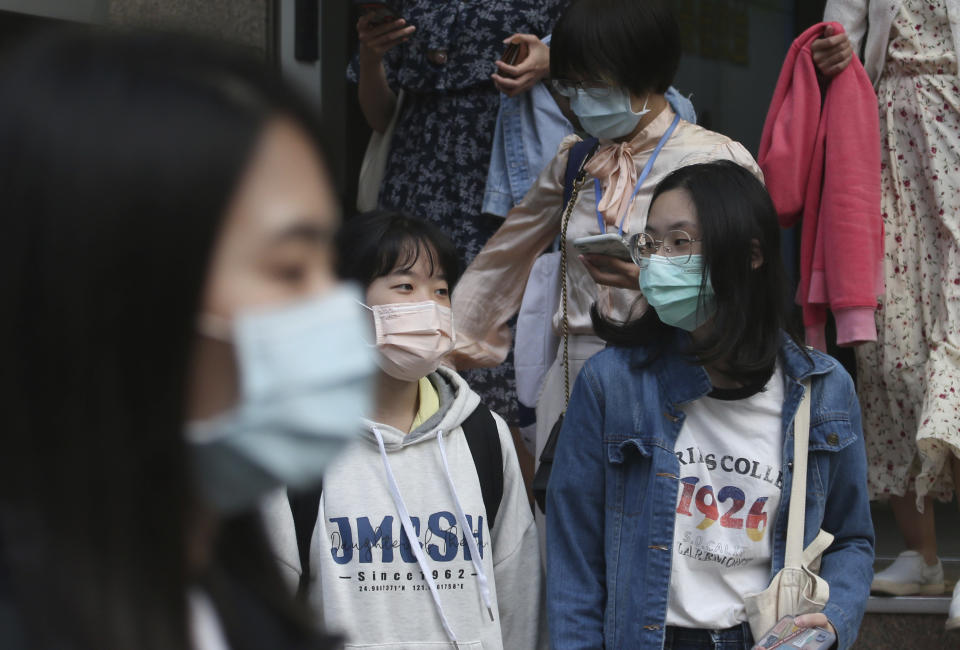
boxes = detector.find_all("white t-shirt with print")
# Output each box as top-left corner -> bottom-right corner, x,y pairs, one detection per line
665,365 -> 784,629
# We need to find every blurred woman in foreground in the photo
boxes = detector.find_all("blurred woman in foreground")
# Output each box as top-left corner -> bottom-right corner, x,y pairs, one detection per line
0,30 -> 374,650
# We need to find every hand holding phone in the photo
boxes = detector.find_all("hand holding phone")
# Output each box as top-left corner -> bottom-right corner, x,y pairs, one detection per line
355,1 -> 413,59
500,41 -> 528,68
355,1 -> 402,27
492,33 -> 550,97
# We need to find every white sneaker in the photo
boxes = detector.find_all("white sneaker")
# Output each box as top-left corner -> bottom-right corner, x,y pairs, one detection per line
947,581 -> 960,631
871,550 -> 945,596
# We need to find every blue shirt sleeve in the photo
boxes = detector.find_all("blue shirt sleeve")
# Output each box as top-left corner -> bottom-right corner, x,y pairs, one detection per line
546,364 -> 608,649
665,86 -> 697,124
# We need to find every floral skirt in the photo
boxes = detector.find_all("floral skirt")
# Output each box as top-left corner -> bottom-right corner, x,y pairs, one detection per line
854,68 -> 960,503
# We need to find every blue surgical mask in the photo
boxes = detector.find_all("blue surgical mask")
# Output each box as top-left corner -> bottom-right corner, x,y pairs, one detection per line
639,254 -> 717,332
569,88 -> 650,140
187,284 -> 376,513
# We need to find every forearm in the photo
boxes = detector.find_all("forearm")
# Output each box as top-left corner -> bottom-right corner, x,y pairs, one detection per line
449,209 -> 557,368
546,370 -> 607,648
820,537 -> 873,650
451,142 -> 570,367
820,469 -> 874,650
819,385 -> 875,650
357,52 -> 397,133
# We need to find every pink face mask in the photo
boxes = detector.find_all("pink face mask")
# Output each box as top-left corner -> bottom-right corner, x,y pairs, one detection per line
364,300 -> 456,382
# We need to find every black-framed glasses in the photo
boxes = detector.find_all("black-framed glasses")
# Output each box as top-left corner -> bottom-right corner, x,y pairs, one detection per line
629,230 -> 704,268
550,78 -> 614,99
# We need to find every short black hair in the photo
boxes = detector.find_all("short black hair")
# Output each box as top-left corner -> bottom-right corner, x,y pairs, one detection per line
594,161 -> 801,383
337,211 -> 462,291
550,0 -> 681,95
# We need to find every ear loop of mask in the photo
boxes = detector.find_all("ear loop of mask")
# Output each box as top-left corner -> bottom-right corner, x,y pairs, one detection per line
355,300 -> 380,349
633,93 -> 651,117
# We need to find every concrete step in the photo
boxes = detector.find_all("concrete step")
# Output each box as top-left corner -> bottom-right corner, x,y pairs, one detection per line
867,556 -> 958,615
852,613 -> 958,648
851,555 -> 958,648
835,497 -> 960,645
866,594 -> 951,615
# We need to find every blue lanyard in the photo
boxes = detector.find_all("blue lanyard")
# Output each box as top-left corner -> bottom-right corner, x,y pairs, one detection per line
594,113 -> 682,235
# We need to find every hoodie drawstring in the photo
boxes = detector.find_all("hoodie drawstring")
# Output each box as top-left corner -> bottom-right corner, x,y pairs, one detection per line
372,427 -> 458,645
435,429 -> 496,622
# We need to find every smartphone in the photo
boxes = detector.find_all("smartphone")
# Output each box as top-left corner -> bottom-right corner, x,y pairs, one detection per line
752,616 -> 836,650
354,1 -> 403,27
499,40 -> 529,77
501,42 -> 521,66
571,233 -> 632,261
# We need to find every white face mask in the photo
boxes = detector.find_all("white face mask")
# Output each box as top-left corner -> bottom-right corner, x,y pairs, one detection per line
187,284 -> 376,513
362,300 -> 456,382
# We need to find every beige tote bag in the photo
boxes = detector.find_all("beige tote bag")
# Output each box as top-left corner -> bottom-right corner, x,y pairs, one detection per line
744,380 -> 834,639
356,90 -> 404,212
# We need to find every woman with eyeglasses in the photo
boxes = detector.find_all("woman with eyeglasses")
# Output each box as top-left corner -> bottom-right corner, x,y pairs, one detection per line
547,161 -> 874,650
450,0 -> 760,544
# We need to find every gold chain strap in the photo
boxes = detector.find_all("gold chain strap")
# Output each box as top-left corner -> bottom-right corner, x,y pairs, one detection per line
559,170 -> 587,411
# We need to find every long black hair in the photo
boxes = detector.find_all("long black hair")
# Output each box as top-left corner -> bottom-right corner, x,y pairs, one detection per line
550,0 -> 681,95
337,210 -> 463,291
593,161 -> 800,382
0,29 -> 329,650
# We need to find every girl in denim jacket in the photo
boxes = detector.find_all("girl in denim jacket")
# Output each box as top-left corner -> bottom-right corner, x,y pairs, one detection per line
546,161 -> 874,650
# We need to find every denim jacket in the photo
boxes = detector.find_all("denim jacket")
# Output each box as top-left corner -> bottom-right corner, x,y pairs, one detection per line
546,332 -> 874,650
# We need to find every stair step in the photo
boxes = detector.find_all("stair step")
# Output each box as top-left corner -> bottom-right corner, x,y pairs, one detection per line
875,555 -> 960,565
866,594 -> 951,615
869,555 -> 958,614
853,612 -> 958,649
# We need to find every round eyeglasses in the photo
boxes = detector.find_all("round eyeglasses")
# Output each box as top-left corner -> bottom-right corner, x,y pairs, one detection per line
629,230 -> 704,268
550,79 -> 614,99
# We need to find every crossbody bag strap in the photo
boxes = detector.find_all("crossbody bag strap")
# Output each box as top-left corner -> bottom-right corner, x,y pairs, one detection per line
559,141 -> 597,410
784,379 -> 812,569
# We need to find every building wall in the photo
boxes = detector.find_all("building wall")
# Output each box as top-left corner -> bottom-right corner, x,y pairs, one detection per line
0,0 -> 271,53
673,0 -> 796,156
0,0 -> 108,23
106,0 -> 270,53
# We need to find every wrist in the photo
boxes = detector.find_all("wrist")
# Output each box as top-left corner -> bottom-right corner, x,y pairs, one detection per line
358,47 -> 383,68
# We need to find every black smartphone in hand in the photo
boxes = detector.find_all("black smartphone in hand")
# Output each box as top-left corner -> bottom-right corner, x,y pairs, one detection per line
501,42 -> 521,65
354,1 -> 404,28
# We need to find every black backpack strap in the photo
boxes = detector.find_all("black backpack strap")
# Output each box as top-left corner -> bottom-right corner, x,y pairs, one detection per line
532,415 -> 565,514
461,403 -> 504,532
562,137 -> 600,209
287,485 -> 322,603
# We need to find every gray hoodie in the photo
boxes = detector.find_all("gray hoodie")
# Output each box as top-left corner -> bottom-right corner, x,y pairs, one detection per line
271,367 -> 545,649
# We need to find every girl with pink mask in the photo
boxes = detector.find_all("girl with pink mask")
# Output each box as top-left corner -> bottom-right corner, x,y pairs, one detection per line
279,211 -> 544,649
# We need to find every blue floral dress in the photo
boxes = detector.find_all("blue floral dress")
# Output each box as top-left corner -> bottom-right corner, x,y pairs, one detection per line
350,0 -> 569,423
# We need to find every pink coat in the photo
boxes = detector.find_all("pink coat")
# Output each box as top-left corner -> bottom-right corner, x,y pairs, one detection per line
759,22 -> 883,351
